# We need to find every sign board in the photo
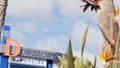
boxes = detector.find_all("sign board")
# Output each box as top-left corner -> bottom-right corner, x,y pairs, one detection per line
9,57 -> 47,67
1,25 -> 10,44
0,45 -> 63,62
0,25 -> 10,68
20,49 -> 61,62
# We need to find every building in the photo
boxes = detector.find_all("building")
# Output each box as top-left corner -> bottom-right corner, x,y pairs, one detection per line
0,45 -> 63,68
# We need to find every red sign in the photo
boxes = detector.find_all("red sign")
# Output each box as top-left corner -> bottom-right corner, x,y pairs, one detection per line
3,38 -> 21,57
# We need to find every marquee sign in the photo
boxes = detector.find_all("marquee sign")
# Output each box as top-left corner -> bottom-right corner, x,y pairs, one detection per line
0,45 -> 63,62
20,48 -> 61,62
9,57 -> 47,67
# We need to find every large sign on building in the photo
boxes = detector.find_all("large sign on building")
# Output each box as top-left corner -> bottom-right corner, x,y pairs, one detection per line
20,48 -> 60,62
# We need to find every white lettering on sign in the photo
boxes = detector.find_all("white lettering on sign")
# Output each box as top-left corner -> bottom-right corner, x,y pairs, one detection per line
9,57 -> 47,67
3,30 -> 10,37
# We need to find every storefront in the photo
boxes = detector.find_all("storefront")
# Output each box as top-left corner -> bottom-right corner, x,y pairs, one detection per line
0,25 -> 63,68
0,44 -> 63,68
0,44 -> 64,68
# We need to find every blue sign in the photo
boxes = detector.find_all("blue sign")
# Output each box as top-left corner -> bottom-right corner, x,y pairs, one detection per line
1,25 -> 10,44
0,25 -> 10,68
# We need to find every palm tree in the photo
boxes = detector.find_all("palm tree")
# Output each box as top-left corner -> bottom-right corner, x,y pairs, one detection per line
81,0 -> 120,67
96,0 -> 118,42
0,0 -> 8,39
81,0 -> 118,44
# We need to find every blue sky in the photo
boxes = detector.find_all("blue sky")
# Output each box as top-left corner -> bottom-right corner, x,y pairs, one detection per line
4,0 -> 120,68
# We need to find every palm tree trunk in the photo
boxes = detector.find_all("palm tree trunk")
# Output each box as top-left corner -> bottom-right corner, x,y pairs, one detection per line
0,0 -> 8,39
96,0 -> 119,42
96,0 -> 119,67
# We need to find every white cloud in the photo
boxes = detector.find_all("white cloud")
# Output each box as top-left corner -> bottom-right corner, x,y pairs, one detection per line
114,0 -> 120,7
7,0 -> 55,20
7,21 -> 39,34
6,0 -> 98,22
87,25 -> 103,47
71,20 -> 103,48
32,35 -> 68,52
56,0 -> 82,17
42,27 -> 49,32
71,20 -> 87,41
22,22 -> 39,34
5,21 -> 40,47
54,0 -> 98,21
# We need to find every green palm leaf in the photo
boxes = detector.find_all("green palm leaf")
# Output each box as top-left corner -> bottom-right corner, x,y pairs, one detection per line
93,55 -> 96,68
81,24 -> 89,57
58,56 -> 67,68
75,57 -> 81,68
67,39 -> 74,68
